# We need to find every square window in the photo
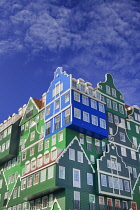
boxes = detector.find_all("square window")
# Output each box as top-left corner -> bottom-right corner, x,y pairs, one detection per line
45,139 -> 49,149
99,196 -> 104,205
46,121 -> 50,136
107,198 -> 113,207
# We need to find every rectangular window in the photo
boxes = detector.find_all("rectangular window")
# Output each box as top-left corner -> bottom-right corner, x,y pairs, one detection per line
69,148 -> 75,161
35,198 -> 41,210
79,133 -> 84,144
133,168 -> 137,178
55,99 -> 60,110
91,99 -> 97,109
135,125 -> 139,134
74,91 -> 80,102
95,139 -> 100,154
79,84 -> 85,92
99,196 -> 105,205
113,101 -> 118,111
119,104 -> 124,114
72,80 -> 77,88
101,174 -> 107,187
131,150 -> 136,160
87,173 -> 93,185
90,155 -> 95,164
121,147 -> 127,157
46,121 -> 50,136
123,201 -> 128,210
83,111 -> 90,122
82,95 -> 89,106
124,180 -> 130,192
0,180 -> 3,189
42,196 -> 48,208
115,200 -> 120,209
133,137 -> 137,148
65,92 -> 69,103
59,166 -> 65,179
131,202 -> 137,210
26,106 -> 33,119
73,169 -> 81,188
114,177 -> 119,189
27,176 -> 32,188
100,118 -> 106,129
52,135 -> 56,146
44,153 -> 49,164
30,131 -> 35,141
48,166 -> 54,179
111,157 -> 117,170
107,198 -> 113,208
106,85 -> 111,94
22,151 -> 26,161
92,115 -> 98,126
99,103 -> 105,113
59,131 -> 63,142
114,115 -> 119,124
108,113 -> 113,123
53,82 -> 63,97
109,127 -> 113,135
49,194 -> 53,207
120,133 -> 125,142
34,173 -> 39,185
74,108 -> 81,119
40,169 -> 46,182
77,151 -> 83,163
46,105 -> 50,116
65,108 -> 70,124
119,179 -> 123,190
74,191 -> 80,210
108,176 -> 113,188
38,140 -> 43,152
55,115 -> 60,130
30,146 -> 34,156
107,98 -> 112,108
127,121 -> 131,130
21,178 -> 26,190
86,136 -> 92,151
112,88 -> 116,97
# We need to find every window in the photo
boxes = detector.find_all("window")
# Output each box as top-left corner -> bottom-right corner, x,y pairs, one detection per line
69,148 -> 75,161
119,104 -> 124,114
31,159 -> 36,170
114,177 -> 119,189
51,149 -> 57,161
131,202 -> 137,210
58,131 -> 63,142
133,168 -> 137,178
79,133 -> 84,144
113,101 -> 118,111
123,201 -> 128,210
65,92 -> 69,103
26,106 -> 33,119
131,150 -> 136,160
26,162 -> 30,173
30,201 -> 34,210
34,173 -> 39,185
37,156 -> 43,167
82,95 -> 89,106
42,196 -> 48,208
107,198 -> 113,209
107,98 -> 112,108
35,198 -> 41,210
100,118 -> 106,129
124,180 -> 130,192
121,147 -> 127,157
30,131 -> 35,141
74,108 -> 81,119
72,80 -> 77,88
127,121 -> 131,130
99,103 -> 105,113
49,194 -> 53,207
27,176 -> 32,188
55,99 -> 60,110
25,122 -> 29,130
112,88 -> 116,97
46,105 -> 50,116
48,165 -> 54,179
22,151 -> 26,161
83,111 -> 90,122
89,194 -> 95,210
79,84 -> 85,92
44,152 -> 50,164
74,91 -> 80,102
45,139 -> 49,149
88,88 -> 93,96
119,179 -> 123,190
41,169 -> 46,182
86,136 -> 92,151
91,99 -> 97,109
0,180 -> 2,189
114,115 -> 119,124
87,173 -> 93,185
111,158 -> 117,170
135,125 -> 139,134
90,155 -> 95,164
38,140 -> 43,151
120,133 -> 125,142
108,176 -> 113,188
6,140 -> 10,150
106,85 -> 111,94
77,151 -> 83,163
73,169 -> 81,188
21,178 -> 26,190
74,191 -> 80,210
65,108 -> 70,124
55,115 -> 60,130
59,166 -> 65,179
99,196 -> 105,206
52,82 -> 63,97
115,200 -> 120,209
46,121 -> 50,136
95,139 -> 100,154
101,174 -> 107,187
117,163 -> 121,171
108,113 -> 113,123
133,137 -> 137,148
92,115 -> 98,126
52,135 -> 56,146
109,127 -> 113,135
30,146 -> 34,156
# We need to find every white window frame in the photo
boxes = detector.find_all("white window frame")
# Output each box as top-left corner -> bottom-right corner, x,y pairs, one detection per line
73,168 -> 81,188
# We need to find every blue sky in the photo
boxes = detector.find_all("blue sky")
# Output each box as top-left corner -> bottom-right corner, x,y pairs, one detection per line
0,0 -> 140,123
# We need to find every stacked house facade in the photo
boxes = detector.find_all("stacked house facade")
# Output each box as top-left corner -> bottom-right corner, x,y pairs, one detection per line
0,67 -> 140,210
